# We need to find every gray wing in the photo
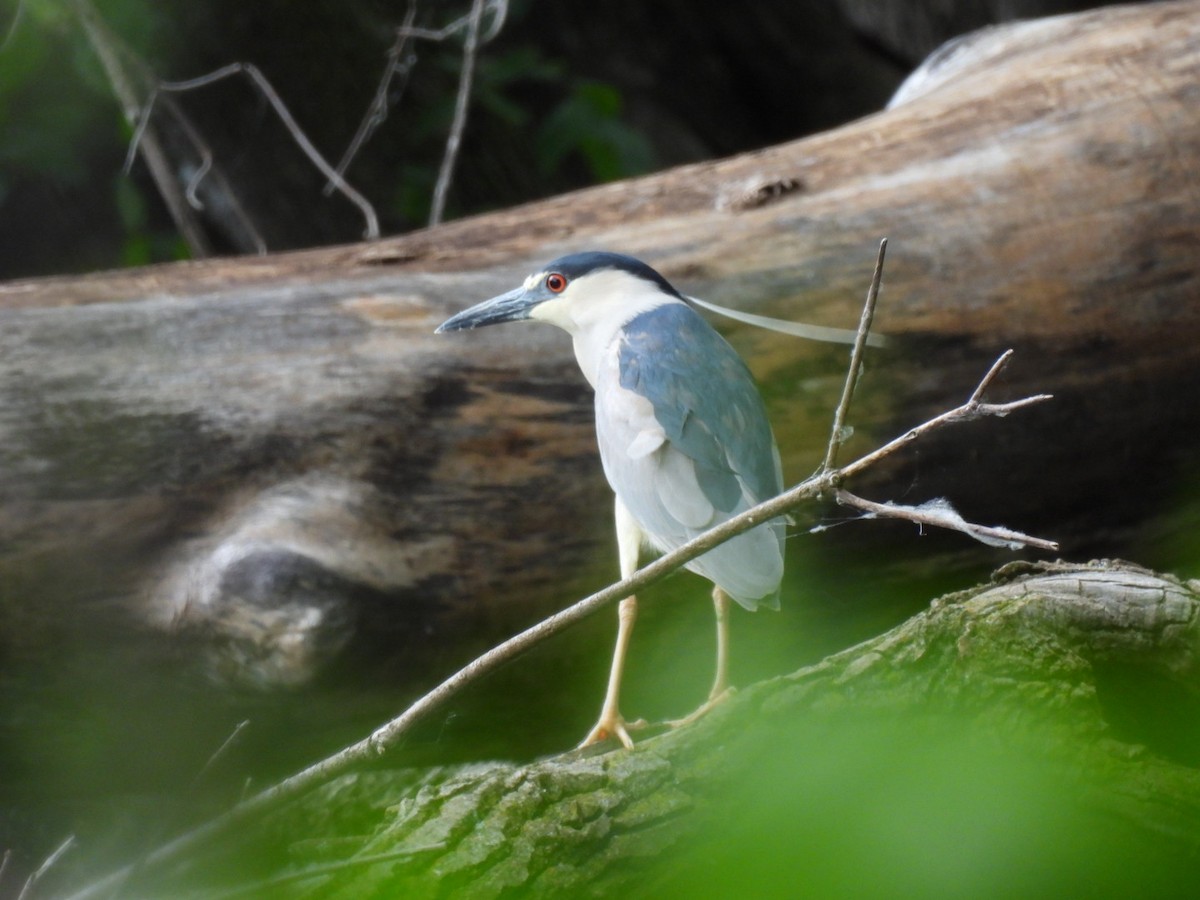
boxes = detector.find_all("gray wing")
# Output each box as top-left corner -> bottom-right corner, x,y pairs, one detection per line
594,303 -> 785,608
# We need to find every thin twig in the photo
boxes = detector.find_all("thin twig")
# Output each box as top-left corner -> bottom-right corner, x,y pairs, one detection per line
838,356 -> 1053,483
147,64 -> 380,239
324,1 -> 420,196
834,490 -> 1059,552
1,0 -> 25,53
75,0 -> 214,256
84,0 -> 262,255
122,87 -> 267,255
823,237 -> 887,472
429,0 -> 487,226
194,720 -> 251,787
329,0 -> 508,202
17,835 -> 75,900
969,348 -> 1014,404
396,0 -> 508,45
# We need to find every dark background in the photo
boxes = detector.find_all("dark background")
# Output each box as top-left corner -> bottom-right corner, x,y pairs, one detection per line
0,0 -> 1140,279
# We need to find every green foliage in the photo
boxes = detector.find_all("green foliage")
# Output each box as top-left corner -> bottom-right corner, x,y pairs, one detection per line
471,46 -> 658,185
537,80 -> 656,183
0,6 -> 103,182
388,161 -> 438,225
111,173 -> 186,265
654,716 -> 1196,899
0,0 -> 165,176
474,45 -> 563,127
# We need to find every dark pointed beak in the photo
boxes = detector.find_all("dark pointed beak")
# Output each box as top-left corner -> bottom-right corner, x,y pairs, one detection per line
435,287 -> 539,333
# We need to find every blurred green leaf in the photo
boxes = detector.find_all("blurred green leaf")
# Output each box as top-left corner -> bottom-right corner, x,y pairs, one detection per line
537,79 -> 656,182
113,174 -> 146,232
120,232 -> 151,267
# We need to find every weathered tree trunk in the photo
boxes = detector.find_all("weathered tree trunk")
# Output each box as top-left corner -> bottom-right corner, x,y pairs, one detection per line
61,562 -> 1200,897
1,1 -> 1197,686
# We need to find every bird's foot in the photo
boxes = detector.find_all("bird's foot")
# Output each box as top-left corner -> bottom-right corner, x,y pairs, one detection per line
577,711 -> 647,750
667,686 -> 736,730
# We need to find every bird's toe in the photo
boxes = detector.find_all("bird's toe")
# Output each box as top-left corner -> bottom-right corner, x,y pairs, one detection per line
666,686 -> 736,729
577,712 -> 646,750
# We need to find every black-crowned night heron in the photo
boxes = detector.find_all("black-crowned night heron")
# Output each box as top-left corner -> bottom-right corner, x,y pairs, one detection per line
437,251 -> 786,749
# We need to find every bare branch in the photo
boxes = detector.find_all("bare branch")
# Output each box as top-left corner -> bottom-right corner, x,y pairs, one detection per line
1,0 -> 25,53
127,91 -> 267,254
838,355 -> 1053,482
328,0 -> 509,217
429,0 -> 488,226
17,835 -> 75,900
969,348 -> 1014,404
823,237 -> 887,472
75,0 -> 214,257
834,490 -> 1060,552
193,719 -> 251,787
481,0 -> 510,42
131,63 -> 380,240
324,1 -> 420,196
396,0 -> 507,44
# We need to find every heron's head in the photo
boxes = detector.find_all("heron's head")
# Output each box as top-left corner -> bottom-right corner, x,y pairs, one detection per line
435,251 -> 684,336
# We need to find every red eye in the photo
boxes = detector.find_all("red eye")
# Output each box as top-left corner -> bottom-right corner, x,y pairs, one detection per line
545,273 -> 568,293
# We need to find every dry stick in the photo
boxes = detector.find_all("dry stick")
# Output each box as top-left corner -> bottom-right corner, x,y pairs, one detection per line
63,254 -> 1055,900
74,0 -> 213,258
193,720 -> 251,788
324,1 -> 420,196
1,0 -> 25,53
81,0 -> 264,256
837,352 -> 1053,483
823,237 -> 887,473
325,0 -> 509,195
17,835 -> 75,900
121,87 -> 269,255
131,64 -> 380,240
429,0 -> 487,226
834,490 -> 1059,552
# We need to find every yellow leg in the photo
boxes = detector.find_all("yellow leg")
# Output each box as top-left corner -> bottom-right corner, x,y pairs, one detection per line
708,586 -> 732,702
578,499 -> 645,749
669,586 -> 735,729
578,595 -> 638,749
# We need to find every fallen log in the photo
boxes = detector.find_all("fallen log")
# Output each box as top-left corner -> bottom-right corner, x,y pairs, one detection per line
0,1 -> 1196,689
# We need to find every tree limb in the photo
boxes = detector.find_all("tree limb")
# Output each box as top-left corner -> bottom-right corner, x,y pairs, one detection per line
429,0 -> 488,226
62,562 -> 1200,897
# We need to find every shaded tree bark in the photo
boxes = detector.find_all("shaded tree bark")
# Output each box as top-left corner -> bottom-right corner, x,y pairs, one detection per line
63,561 -> 1200,897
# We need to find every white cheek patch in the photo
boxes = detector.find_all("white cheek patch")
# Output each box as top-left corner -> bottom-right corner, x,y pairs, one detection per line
529,298 -> 572,329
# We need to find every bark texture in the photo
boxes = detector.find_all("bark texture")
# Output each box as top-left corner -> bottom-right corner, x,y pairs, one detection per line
81,561 -> 1200,897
